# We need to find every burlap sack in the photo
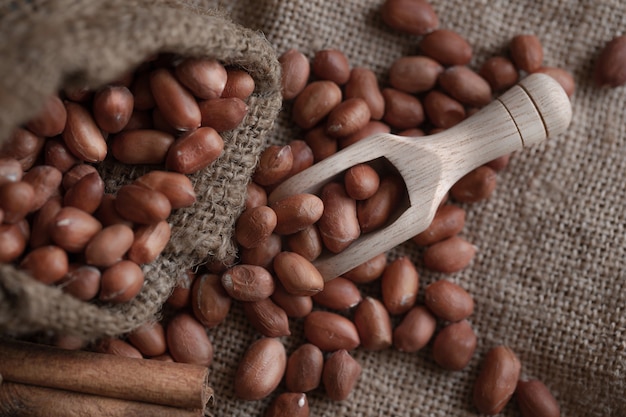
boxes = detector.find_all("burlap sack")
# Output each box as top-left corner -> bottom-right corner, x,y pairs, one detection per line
0,0 -> 282,339
196,1 -> 625,416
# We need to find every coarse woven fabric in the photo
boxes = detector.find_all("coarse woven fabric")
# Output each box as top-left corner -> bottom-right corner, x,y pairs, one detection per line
197,0 -> 626,416
0,0 -> 282,339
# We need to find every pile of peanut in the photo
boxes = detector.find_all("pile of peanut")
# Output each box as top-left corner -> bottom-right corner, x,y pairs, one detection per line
3,0 -> 626,416
0,55 -> 252,330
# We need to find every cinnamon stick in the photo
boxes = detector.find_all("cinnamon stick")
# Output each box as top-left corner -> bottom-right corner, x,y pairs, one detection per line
0,382 -> 204,417
0,338 -> 212,410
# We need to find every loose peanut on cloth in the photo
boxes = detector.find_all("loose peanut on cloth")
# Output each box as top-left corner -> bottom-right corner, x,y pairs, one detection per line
234,338 -> 286,401
473,346 -> 521,415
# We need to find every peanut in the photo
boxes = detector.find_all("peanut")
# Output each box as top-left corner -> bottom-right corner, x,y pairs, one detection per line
382,88 -> 425,129
0,181 -> 35,224
412,204 -> 466,246
174,58 -> 227,99
166,312 -> 214,366
353,297 -> 393,351
304,311 -> 360,351
127,321 -> 167,358
344,67 -> 385,120
292,81 -> 343,129
149,68 -> 201,131
381,256 -> 419,315
420,29 -> 472,66
322,349 -> 362,401
389,55 -> 443,94
450,165 -> 497,202
25,95 -> 67,137
198,97 -> 248,132
312,49 -> 351,85
594,35 -> 626,87
253,144 -> 294,186
423,235 -> 477,273
271,283 -> 314,318
510,34 -> 544,73
424,279 -> 474,322
19,245 -> 68,284
1,128 -> 45,170
84,224 -> 134,267
357,174 -> 405,233
235,205 -> 277,249
165,126 -> 224,174
191,273 -> 232,328
285,224 -> 323,261
516,379 -> 561,417
223,68 -> 255,100
273,251 -> 324,296
312,276 -> 362,311
280,49 -> 311,100
285,343 -> 324,393
325,98 -> 371,138
110,129 -> 175,165
62,102 -> 108,162
432,320 -> 477,370
243,298 -> 291,337
134,170 -> 196,209
92,85 -> 134,133
318,182 -> 360,253
265,393 -> 309,417
344,163 -> 380,200
343,252 -> 387,284
423,90 -> 466,129
473,346 -> 521,415
50,206 -> 102,253
393,305 -> 437,352
438,66 -> 492,107
234,337 -> 286,401
99,260 -> 144,303
57,264 -> 101,301
63,171 -> 104,214
114,184 -> 171,224
479,56 -> 520,92
381,0 -> 439,36
44,139 -> 80,173
271,193 -> 324,235
221,264 -> 275,302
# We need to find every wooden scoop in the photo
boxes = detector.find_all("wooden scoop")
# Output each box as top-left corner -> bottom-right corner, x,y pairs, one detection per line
269,73 -> 572,281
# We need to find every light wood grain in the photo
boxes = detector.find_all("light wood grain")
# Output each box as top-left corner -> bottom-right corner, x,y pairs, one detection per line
269,74 -> 572,280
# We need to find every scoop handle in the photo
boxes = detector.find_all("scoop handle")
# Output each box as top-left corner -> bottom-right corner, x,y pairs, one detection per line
432,73 -> 572,184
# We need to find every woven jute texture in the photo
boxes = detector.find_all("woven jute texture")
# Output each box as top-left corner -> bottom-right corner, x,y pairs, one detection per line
199,0 -> 626,416
0,0 -> 282,339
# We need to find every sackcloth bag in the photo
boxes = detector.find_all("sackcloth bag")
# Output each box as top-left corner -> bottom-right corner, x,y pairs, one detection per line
0,0 -> 282,340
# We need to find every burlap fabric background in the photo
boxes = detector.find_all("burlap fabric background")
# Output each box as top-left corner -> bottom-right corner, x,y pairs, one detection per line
0,0 -> 282,339
197,1 -> 626,416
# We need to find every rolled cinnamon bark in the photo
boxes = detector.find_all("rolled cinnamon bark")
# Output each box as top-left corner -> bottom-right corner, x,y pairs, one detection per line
0,339 -> 212,410
0,382 -> 204,417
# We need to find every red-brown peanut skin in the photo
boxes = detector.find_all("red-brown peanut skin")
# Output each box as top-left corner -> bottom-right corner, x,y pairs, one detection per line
223,69 -> 255,101
285,224 -> 323,261
130,72 -> 155,110
19,245 -> 68,285
424,279 -> 474,322
393,305 -> 437,353
339,120 -> 391,149
128,221 -> 171,265
240,233 -> 282,271
234,337 -> 286,401
412,204 -> 466,246
343,252 -> 387,284
273,251 -> 324,296
304,126 -> 338,162
114,184 -> 171,225
221,264 -> 275,302
285,343 -> 324,393
353,297 -> 393,351
149,68 -> 201,131
322,349 -> 362,401
265,393 -> 309,417
0,181 -> 35,224
326,98 -> 371,138
473,346 -> 522,415
191,273 -> 232,328
245,182 -> 268,210
292,81 -> 343,129
438,66 -> 493,108
344,67 -> 385,120
0,224 -> 26,262
357,175 -> 405,234
43,138 -> 80,173
0,158 -> 23,185
516,379 -> 561,417
174,58 -> 227,100
58,264 -> 101,301
92,85 -> 134,133
134,170 -> 196,209
271,283 -> 313,318
198,97 -> 248,132
1,128 -> 45,171
479,56 -> 520,92
312,277 -> 362,311
166,127 -> 224,174
22,165 -> 63,212
271,193 -> 324,235
279,49 -> 311,100
423,90 -> 466,129
62,102 -> 108,163
432,320 -> 477,371
63,172 -> 104,214
166,313 -> 214,367
423,236 -> 477,274
344,163 -> 380,200
389,55 -> 443,94
419,29 -> 472,66
166,269 -> 196,310
29,197 -> 61,249
127,321 -> 167,358
94,194 -> 133,228
510,34 -> 544,73
84,224 -> 134,267
382,88 -> 425,130
380,0 -> 439,36
25,95 -> 67,137
110,129 -> 175,165
99,260 -> 144,303
286,139 -> 315,178
253,145 -> 294,186
235,205 -> 277,249
50,206 -> 102,253
312,49 -> 351,85
243,298 -> 291,338
450,165 -> 497,203
304,311 -> 360,352
594,35 -> 626,87
62,163 -> 97,191
381,256 -> 419,315
318,182 -> 360,254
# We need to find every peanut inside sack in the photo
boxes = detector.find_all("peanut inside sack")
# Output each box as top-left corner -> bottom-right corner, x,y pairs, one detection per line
0,0 -> 281,339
